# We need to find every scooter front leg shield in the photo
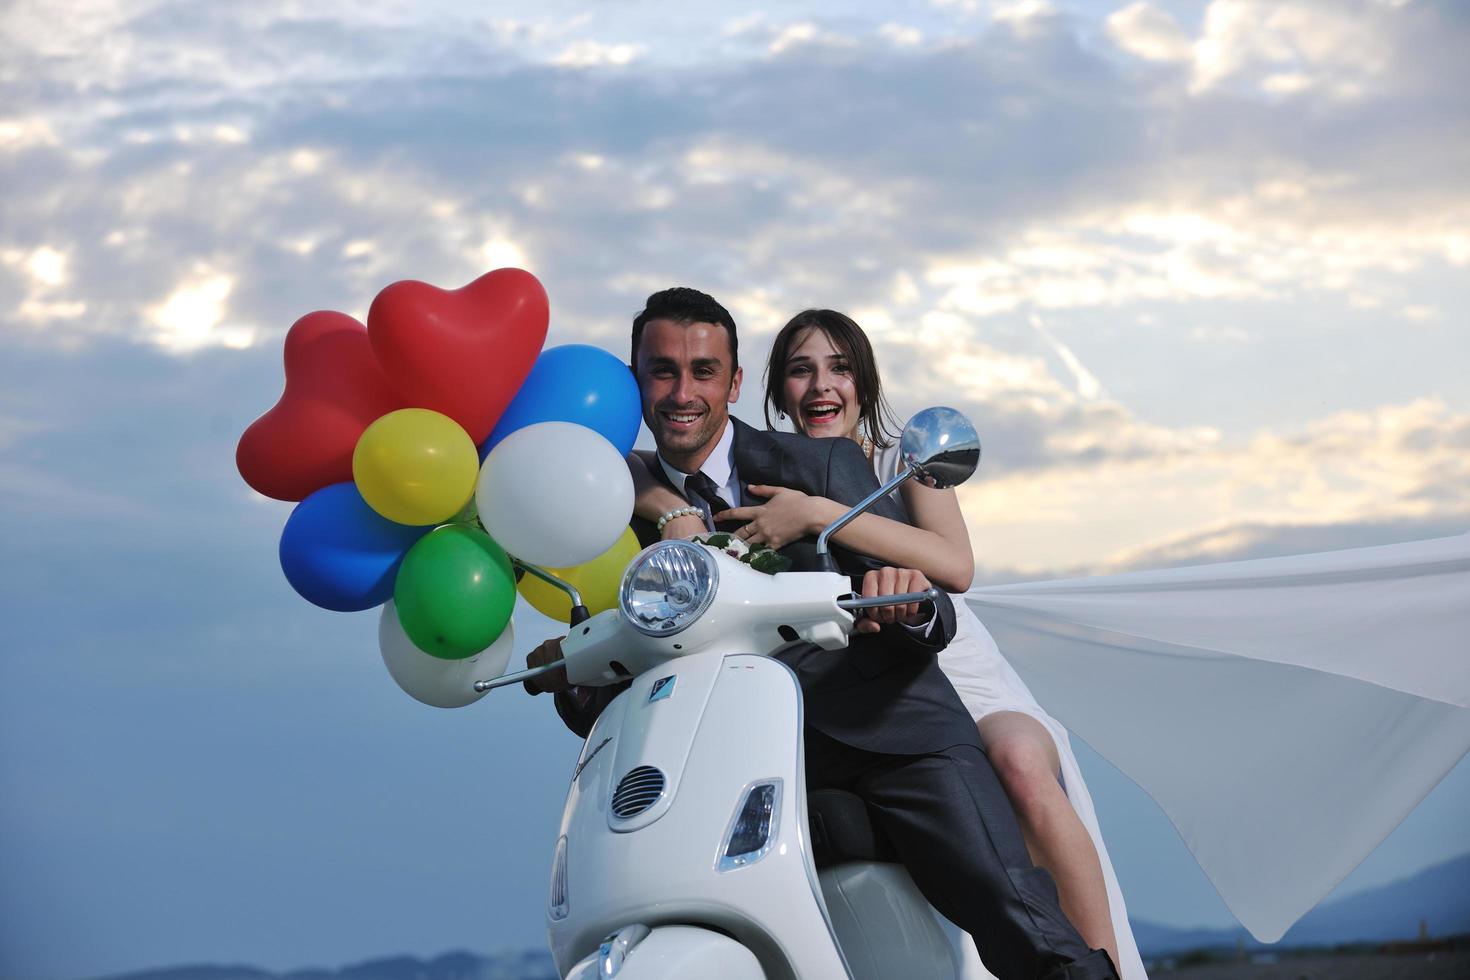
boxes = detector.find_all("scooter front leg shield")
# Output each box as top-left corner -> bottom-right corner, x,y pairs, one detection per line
548,654 -> 849,980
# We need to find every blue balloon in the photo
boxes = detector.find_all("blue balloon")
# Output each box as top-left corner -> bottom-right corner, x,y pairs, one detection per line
279,482 -> 430,612
481,344 -> 641,460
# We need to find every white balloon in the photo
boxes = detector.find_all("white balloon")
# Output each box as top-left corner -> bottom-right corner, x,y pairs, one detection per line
378,601 -> 513,709
477,420 -> 635,567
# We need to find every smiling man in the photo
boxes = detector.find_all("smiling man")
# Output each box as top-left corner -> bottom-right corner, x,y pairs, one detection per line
530,287 -> 1119,979
633,289 -> 743,474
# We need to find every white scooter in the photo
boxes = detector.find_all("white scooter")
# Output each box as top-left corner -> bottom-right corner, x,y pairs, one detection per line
479,408 -> 985,980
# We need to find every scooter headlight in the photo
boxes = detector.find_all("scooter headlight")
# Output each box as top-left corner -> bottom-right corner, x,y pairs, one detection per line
618,540 -> 719,637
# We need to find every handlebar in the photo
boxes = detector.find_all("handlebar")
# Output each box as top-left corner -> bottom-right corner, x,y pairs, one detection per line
836,587 -> 940,611
480,586 -> 943,695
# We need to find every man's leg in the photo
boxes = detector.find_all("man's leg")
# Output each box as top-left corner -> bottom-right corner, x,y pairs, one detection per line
808,730 -> 1117,980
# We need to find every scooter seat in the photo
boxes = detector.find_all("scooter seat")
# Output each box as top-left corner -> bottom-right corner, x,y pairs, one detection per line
807,789 -> 900,868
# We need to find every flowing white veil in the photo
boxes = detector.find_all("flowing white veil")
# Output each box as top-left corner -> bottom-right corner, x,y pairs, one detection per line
965,533 -> 1470,942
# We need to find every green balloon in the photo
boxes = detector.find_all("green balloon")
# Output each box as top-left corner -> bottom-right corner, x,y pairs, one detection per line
394,525 -> 516,660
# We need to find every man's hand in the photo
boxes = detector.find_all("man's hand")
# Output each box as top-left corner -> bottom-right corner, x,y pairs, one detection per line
854,567 -> 933,635
524,637 -> 571,694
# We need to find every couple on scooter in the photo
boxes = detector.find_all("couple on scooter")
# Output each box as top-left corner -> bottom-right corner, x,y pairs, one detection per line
527,287 -> 1123,980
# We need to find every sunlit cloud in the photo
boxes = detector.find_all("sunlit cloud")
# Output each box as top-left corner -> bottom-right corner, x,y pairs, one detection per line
990,0 -> 1059,28
23,245 -> 68,287
1107,0 -> 1407,100
145,267 -> 253,353
552,40 -> 644,67
878,23 -> 924,48
0,115 -> 59,150
960,398 -> 1470,573
923,193 -> 1468,317
479,237 -> 529,271
1105,2 -> 1192,63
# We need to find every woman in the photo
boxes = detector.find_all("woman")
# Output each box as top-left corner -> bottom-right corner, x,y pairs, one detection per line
629,310 -> 1143,978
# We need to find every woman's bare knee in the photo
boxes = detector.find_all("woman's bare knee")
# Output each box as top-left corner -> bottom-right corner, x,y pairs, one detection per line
979,713 -> 1061,778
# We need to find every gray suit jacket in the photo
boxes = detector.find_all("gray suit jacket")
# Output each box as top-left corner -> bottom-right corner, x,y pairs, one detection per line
557,418 -> 981,755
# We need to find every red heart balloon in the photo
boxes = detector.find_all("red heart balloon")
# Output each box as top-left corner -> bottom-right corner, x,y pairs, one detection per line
236,311 -> 405,501
367,268 -> 549,444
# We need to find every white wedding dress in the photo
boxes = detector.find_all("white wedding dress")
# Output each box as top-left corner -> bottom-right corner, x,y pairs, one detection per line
879,447 -> 1469,976
965,532 -> 1470,948
872,445 -> 1148,980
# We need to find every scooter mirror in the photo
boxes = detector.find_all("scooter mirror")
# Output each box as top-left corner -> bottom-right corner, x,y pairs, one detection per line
900,406 -> 980,490
814,406 -> 981,569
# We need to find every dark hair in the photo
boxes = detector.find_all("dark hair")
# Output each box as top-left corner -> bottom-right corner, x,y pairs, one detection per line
764,309 -> 901,450
630,287 -> 739,371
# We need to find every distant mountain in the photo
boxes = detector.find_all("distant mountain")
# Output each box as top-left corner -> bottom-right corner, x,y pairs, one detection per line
85,853 -> 1470,979
1132,852 -> 1470,956
88,949 -> 557,980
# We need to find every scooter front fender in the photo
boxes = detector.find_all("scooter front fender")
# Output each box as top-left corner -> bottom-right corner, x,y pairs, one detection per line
562,924 -> 764,980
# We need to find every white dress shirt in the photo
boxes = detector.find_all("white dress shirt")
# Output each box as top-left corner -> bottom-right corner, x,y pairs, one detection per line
657,418 -> 739,531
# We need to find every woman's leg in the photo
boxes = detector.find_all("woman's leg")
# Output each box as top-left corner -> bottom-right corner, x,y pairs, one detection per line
978,710 -> 1121,970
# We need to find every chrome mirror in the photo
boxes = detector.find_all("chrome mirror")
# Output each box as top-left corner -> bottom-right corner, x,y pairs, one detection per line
899,406 -> 981,490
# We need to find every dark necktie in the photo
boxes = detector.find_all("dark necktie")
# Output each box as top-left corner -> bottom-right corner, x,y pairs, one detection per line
684,471 -> 733,528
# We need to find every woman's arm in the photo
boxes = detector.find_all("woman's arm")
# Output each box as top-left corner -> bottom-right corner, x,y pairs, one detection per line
627,452 -> 706,539
717,480 -> 975,592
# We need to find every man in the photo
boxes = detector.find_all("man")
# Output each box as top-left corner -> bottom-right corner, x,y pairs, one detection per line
527,288 -> 1118,979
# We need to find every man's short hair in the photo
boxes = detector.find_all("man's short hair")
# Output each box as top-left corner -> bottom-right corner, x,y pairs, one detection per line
630,287 -> 739,371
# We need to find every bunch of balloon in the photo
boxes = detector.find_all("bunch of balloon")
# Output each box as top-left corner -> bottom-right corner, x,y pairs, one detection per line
237,270 -> 646,709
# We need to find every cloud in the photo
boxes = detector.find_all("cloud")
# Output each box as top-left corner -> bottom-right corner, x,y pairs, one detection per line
1106,2 -> 1193,63
958,398 -> 1470,574
6,0 -> 1463,353
1,0 -> 1463,572
1188,0 -> 1399,97
145,265 -> 254,352
552,40 -> 644,68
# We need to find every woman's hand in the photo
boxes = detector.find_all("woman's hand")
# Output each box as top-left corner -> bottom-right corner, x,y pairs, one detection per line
661,513 -> 707,541
715,485 -> 825,551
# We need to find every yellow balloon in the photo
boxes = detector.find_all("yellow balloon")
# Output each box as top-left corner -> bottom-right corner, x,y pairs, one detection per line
353,408 -> 479,525
517,527 -> 642,622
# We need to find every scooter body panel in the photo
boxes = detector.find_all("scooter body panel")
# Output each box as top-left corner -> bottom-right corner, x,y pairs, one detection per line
548,653 -> 849,980
562,925 -> 764,980
818,862 -> 963,980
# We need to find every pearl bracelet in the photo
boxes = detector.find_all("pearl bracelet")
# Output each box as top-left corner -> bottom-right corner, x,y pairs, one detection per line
656,506 -> 703,531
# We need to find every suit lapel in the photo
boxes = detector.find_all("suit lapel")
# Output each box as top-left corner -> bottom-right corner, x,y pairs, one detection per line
636,449 -> 683,497
731,418 -> 785,507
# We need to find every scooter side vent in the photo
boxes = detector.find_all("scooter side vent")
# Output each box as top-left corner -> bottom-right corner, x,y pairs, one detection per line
611,765 -> 666,818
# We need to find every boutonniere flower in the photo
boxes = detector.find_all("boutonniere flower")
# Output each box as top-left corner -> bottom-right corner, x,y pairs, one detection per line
691,533 -> 792,575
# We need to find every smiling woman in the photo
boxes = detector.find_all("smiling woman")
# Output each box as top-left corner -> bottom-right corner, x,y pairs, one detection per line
766,309 -> 899,452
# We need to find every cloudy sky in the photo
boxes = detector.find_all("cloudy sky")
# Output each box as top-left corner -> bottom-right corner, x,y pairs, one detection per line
1,1 -> 1466,977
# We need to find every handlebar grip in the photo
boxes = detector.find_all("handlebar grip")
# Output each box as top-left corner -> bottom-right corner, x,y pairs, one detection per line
853,599 -> 935,626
